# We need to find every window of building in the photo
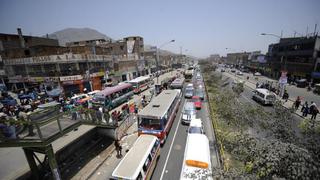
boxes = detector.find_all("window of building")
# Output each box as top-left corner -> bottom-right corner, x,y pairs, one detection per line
24,49 -> 30,56
120,46 -> 124,50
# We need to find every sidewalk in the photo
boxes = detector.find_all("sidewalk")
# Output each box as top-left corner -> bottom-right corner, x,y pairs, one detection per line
72,120 -> 139,180
224,72 -> 320,121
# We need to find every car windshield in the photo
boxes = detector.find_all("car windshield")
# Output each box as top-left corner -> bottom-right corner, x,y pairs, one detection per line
188,127 -> 203,134
184,108 -> 196,115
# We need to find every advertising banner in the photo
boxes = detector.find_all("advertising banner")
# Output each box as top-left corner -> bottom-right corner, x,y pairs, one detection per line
127,40 -> 135,54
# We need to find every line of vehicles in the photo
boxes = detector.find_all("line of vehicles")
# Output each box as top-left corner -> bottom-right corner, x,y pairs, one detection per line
110,66 -> 213,180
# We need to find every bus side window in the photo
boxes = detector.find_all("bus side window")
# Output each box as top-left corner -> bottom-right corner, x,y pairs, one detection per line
151,140 -> 159,157
136,172 -> 143,180
142,154 -> 152,173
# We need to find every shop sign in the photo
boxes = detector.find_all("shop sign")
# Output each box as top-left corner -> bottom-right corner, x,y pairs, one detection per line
27,77 -> 45,82
44,77 -> 59,82
60,75 -> 82,81
90,72 -> 105,77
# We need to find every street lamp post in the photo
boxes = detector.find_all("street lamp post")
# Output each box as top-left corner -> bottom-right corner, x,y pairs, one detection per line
156,40 -> 175,84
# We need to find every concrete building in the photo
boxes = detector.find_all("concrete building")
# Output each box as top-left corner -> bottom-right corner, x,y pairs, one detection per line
226,52 -> 251,67
0,28 -> 59,51
267,36 -> 320,82
0,31 -> 159,95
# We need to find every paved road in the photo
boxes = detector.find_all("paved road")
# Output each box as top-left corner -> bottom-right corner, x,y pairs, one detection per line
87,71 -> 220,180
221,71 -> 304,138
226,70 -> 320,105
152,75 -> 219,180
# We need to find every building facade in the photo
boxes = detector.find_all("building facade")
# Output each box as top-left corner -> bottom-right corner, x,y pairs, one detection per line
0,29 -> 176,95
267,36 -> 320,82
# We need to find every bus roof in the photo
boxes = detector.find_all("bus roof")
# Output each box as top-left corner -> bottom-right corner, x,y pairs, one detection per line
185,134 -> 210,165
138,90 -> 179,119
171,78 -> 185,86
128,76 -> 150,83
97,83 -> 132,97
181,134 -> 212,180
112,135 -> 157,179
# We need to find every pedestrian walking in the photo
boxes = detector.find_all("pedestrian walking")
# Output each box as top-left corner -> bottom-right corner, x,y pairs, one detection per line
282,90 -> 289,102
115,139 -> 122,158
303,104 -> 309,117
310,101 -> 316,114
311,106 -> 319,120
294,96 -> 302,111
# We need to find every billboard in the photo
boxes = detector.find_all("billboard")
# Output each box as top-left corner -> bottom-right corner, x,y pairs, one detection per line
257,55 -> 266,63
127,40 -> 135,54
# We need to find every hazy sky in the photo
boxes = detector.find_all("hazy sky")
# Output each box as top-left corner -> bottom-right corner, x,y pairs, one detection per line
1,0 -> 319,57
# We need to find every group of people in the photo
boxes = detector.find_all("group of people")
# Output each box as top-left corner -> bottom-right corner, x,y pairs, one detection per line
299,100 -> 319,120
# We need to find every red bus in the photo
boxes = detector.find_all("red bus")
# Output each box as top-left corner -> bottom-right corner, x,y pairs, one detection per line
138,89 -> 181,144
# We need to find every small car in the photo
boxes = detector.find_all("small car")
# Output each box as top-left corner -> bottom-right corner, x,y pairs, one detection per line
181,102 -> 196,125
254,72 -> 261,76
192,96 -> 202,109
236,71 -> 243,76
221,69 -> 225,72
185,88 -> 194,98
188,118 -> 204,134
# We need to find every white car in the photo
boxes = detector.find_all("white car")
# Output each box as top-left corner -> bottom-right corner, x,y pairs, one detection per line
236,71 -> 243,76
181,102 -> 196,125
254,72 -> 261,76
188,118 -> 204,134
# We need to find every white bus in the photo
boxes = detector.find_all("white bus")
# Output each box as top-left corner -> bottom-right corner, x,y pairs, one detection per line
180,133 -> 212,180
129,76 -> 152,94
111,135 -> 160,180
170,78 -> 185,89
138,90 -> 181,144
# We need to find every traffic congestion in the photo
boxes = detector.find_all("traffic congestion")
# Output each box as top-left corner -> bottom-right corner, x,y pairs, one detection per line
0,64 -> 215,179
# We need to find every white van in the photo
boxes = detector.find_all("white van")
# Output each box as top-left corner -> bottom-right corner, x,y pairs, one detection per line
252,88 -> 276,105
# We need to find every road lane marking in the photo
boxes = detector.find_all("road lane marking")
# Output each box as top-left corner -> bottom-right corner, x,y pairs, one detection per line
160,103 -> 183,180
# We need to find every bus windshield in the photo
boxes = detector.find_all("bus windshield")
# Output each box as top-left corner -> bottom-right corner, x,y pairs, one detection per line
140,118 -> 162,130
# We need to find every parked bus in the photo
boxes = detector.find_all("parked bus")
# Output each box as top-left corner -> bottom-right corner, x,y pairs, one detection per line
138,90 -> 181,144
180,133 -> 212,180
111,135 -> 160,180
129,76 -> 152,94
92,83 -> 134,110
184,70 -> 193,82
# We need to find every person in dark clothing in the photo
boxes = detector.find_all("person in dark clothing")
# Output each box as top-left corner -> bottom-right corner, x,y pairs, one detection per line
282,90 -> 289,102
294,96 -> 302,111
303,104 -> 309,117
311,105 -> 319,120
115,139 -> 122,158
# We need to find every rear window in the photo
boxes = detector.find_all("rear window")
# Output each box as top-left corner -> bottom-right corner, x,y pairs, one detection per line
266,95 -> 275,100
188,127 -> 203,134
256,92 -> 265,98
